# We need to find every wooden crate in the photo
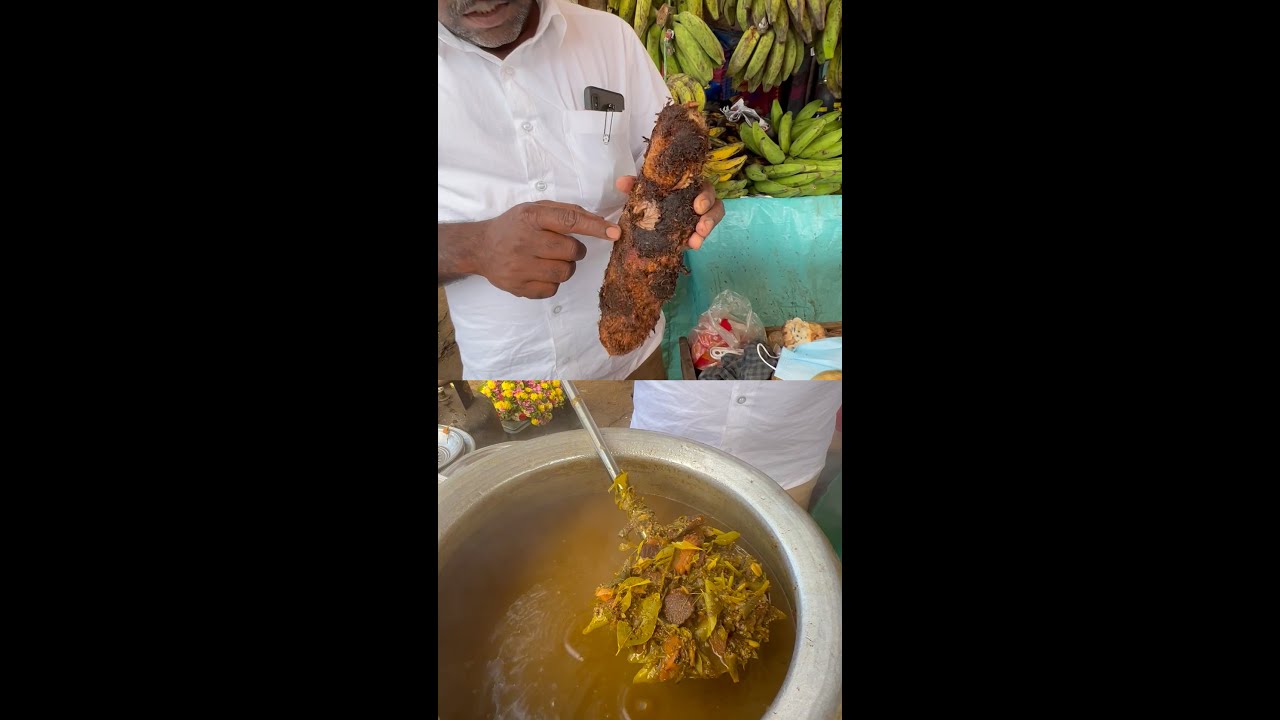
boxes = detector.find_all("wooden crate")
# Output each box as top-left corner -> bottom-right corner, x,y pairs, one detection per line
679,321 -> 843,380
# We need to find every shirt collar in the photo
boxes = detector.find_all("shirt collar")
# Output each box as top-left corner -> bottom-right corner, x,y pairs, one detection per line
437,0 -> 566,61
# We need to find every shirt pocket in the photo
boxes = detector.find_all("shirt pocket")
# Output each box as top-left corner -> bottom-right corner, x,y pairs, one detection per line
561,109 -> 635,218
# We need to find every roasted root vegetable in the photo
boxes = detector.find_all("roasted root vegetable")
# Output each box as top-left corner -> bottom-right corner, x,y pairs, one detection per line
598,101 -> 710,356
582,471 -> 786,684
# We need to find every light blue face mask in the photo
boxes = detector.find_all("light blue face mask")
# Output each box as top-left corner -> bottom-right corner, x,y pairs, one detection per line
773,337 -> 842,380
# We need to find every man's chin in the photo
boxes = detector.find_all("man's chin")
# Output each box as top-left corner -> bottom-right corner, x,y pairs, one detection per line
469,29 -> 520,47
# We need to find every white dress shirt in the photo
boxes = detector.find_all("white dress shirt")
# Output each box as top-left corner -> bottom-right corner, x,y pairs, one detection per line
439,0 -> 671,380
630,381 -> 842,489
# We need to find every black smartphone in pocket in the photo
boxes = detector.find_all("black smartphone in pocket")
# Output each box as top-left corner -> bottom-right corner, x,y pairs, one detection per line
584,86 -> 625,113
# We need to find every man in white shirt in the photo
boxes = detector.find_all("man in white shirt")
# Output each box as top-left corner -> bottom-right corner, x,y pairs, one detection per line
438,0 -> 725,380
630,381 -> 842,509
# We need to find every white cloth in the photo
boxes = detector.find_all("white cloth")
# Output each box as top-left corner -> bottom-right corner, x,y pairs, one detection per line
438,0 -> 671,380
630,381 -> 841,490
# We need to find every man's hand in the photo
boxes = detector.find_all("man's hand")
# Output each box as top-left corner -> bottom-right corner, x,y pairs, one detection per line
475,201 -> 621,299
614,176 -> 725,251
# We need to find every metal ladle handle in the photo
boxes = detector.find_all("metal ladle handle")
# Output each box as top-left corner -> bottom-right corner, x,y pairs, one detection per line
561,380 -> 623,482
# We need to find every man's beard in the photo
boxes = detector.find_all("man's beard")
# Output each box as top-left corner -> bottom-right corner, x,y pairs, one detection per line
445,0 -> 533,49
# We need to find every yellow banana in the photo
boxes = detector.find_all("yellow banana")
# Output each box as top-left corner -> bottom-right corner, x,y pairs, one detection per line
708,141 -> 745,160
708,126 -> 727,138
682,76 -> 704,107
705,154 -> 747,173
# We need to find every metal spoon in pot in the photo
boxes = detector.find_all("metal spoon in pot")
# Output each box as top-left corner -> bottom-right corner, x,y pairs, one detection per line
562,380 -> 623,483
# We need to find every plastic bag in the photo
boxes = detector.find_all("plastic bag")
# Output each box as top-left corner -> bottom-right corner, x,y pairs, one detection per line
721,99 -> 769,133
687,290 -> 765,370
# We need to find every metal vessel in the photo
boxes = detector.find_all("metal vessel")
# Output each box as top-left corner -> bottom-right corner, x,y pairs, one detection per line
438,428 -> 842,719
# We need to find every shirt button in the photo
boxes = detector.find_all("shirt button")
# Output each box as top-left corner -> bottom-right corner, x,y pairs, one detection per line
553,305 -> 563,314
501,67 -> 513,78
521,122 -> 533,132
737,396 -> 747,404
535,181 -> 548,191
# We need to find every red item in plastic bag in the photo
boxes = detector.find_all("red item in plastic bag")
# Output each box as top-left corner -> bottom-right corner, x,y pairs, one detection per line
687,290 -> 765,370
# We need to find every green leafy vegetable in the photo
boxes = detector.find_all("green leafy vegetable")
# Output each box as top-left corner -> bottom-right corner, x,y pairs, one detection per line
713,531 -> 741,545
627,593 -> 662,646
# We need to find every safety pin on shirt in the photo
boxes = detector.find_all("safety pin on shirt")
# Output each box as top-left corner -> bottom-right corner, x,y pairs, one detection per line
583,87 -> 625,147
601,104 -> 615,145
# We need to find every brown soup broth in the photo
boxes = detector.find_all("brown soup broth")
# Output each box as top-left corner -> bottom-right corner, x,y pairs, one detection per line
438,489 -> 796,720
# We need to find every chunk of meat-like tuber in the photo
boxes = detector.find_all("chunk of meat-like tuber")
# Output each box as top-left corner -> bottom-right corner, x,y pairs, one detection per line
598,101 -> 709,356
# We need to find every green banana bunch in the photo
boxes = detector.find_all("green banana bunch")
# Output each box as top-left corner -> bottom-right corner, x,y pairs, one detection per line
762,26 -> 788,90
796,127 -> 841,158
666,11 -> 723,85
703,103 -> 841,199
731,27 -> 774,90
674,12 -> 725,65
789,109 -> 840,156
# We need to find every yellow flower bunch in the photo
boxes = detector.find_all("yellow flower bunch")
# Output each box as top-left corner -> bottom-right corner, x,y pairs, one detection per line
481,380 -> 568,426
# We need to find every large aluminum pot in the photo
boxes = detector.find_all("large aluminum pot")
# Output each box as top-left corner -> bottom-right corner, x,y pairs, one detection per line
438,428 -> 842,720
